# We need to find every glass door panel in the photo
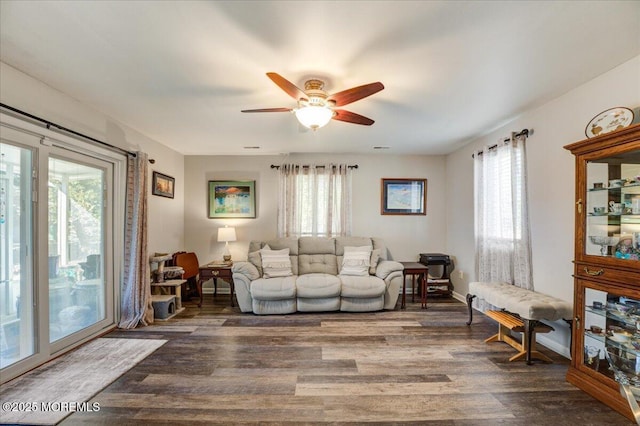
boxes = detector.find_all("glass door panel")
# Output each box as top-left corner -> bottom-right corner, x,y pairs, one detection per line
583,286 -> 640,386
48,157 -> 105,342
585,151 -> 640,260
0,142 -> 35,369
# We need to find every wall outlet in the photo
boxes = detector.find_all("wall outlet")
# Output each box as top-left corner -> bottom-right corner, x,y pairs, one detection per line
458,270 -> 464,279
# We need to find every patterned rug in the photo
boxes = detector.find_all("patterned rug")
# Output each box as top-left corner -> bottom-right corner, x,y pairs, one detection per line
0,337 -> 166,425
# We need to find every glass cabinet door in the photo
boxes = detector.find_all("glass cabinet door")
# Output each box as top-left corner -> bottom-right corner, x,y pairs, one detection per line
583,286 -> 640,388
585,150 -> 640,260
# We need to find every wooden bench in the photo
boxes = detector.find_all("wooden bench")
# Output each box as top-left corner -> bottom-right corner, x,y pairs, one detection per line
466,281 -> 573,364
485,310 -> 554,363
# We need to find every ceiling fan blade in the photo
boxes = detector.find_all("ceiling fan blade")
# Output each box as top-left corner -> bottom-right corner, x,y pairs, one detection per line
328,82 -> 384,107
332,109 -> 375,126
241,107 -> 292,113
266,72 -> 308,102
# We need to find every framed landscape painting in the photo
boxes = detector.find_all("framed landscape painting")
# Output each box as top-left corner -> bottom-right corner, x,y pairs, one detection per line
208,180 -> 256,218
381,178 -> 427,215
152,171 -> 175,198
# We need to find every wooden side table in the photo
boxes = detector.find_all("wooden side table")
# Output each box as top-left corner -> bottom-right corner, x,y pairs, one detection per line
399,262 -> 429,309
198,264 -> 235,307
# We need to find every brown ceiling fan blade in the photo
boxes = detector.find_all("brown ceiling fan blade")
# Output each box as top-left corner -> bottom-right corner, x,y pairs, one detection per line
266,72 -> 308,101
332,109 -> 375,126
328,82 -> 384,107
241,107 -> 292,113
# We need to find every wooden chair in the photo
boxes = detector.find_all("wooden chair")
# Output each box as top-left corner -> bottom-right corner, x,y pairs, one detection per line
172,252 -> 201,302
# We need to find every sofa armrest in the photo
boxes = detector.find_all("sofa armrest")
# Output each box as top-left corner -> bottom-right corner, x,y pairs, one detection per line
375,260 -> 404,280
232,261 -> 260,281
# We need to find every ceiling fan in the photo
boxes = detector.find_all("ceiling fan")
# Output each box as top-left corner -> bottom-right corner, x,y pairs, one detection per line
241,72 -> 384,130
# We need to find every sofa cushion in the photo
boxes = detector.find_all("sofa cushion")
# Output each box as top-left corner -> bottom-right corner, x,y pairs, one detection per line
341,296 -> 384,312
340,246 -> 372,276
299,237 -> 336,255
335,237 -> 373,255
296,273 -> 341,298
298,297 -> 340,312
264,238 -> 299,255
250,276 -> 297,300
261,247 -> 293,278
252,299 -> 297,315
299,254 -> 338,275
371,238 -> 389,261
340,276 -> 385,298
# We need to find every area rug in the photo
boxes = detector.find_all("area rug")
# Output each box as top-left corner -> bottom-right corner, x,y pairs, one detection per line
0,337 -> 166,425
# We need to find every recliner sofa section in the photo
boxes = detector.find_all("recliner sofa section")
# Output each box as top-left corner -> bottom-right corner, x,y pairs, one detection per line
232,236 -> 404,314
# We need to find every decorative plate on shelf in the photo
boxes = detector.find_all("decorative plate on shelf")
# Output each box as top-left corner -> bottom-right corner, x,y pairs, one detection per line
585,107 -> 634,138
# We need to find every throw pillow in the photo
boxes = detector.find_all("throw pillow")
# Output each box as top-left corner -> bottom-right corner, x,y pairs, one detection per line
369,248 -> 382,275
248,250 -> 263,277
260,247 -> 293,278
340,246 -> 372,276
248,244 -> 269,276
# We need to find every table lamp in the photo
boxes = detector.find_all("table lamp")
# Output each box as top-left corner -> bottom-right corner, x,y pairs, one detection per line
218,226 -> 237,264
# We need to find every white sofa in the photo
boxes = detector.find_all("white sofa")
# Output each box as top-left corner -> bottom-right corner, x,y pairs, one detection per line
231,236 -> 404,315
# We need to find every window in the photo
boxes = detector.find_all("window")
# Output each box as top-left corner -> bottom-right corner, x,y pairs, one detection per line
474,134 -> 533,289
277,164 -> 352,238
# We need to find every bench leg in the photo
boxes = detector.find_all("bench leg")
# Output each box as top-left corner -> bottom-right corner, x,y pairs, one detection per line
563,319 -> 573,359
466,294 -> 476,325
508,327 -> 553,363
524,319 -> 541,365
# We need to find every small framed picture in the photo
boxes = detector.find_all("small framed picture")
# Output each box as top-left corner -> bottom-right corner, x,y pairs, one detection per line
152,171 -> 175,198
381,178 -> 427,215
208,180 -> 256,218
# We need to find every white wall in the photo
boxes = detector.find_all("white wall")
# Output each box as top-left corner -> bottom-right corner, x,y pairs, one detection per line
445,55 -> 640,356
184,153 -> 448,266
0,62 -> 185,254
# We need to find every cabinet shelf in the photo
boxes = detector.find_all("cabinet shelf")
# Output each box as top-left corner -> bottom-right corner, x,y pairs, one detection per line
588,182 -> 640,192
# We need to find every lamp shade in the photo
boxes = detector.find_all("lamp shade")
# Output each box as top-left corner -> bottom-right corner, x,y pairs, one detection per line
217,226 -> 237,242
295,106 -> 333,130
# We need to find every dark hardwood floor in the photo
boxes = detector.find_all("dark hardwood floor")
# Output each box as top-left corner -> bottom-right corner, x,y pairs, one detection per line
63,294 -> 633,425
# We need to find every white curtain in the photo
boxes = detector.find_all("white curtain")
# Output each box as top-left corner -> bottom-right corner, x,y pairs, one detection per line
119,151 -> 154,328
277,164 -> 352,238
474,133 -> 533,290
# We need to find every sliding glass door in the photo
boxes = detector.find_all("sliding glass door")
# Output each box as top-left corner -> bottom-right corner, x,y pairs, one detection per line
48,156 -> 108,344
0,113 -> 124,383
0,142 -> 35,369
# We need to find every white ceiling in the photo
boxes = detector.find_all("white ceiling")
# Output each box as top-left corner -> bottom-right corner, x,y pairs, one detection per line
1,1 -> 639,155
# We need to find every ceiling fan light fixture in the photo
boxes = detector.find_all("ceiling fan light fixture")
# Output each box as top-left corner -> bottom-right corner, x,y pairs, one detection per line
295,105 -> 334,130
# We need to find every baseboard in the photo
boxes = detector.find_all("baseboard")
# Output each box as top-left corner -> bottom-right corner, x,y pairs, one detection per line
452,290 -> 466,303
537,334 -> 571,359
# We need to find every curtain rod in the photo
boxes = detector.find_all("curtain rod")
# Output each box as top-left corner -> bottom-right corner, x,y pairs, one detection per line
271,164 -> 358,170
0,103 -> 156,163
472,128 -> 533,158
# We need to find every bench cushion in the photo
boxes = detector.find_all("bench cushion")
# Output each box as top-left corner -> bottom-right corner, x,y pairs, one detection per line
469,281 -> 572,321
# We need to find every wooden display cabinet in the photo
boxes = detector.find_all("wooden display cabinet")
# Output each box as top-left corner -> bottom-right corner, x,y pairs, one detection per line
564,124 -> 640,422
